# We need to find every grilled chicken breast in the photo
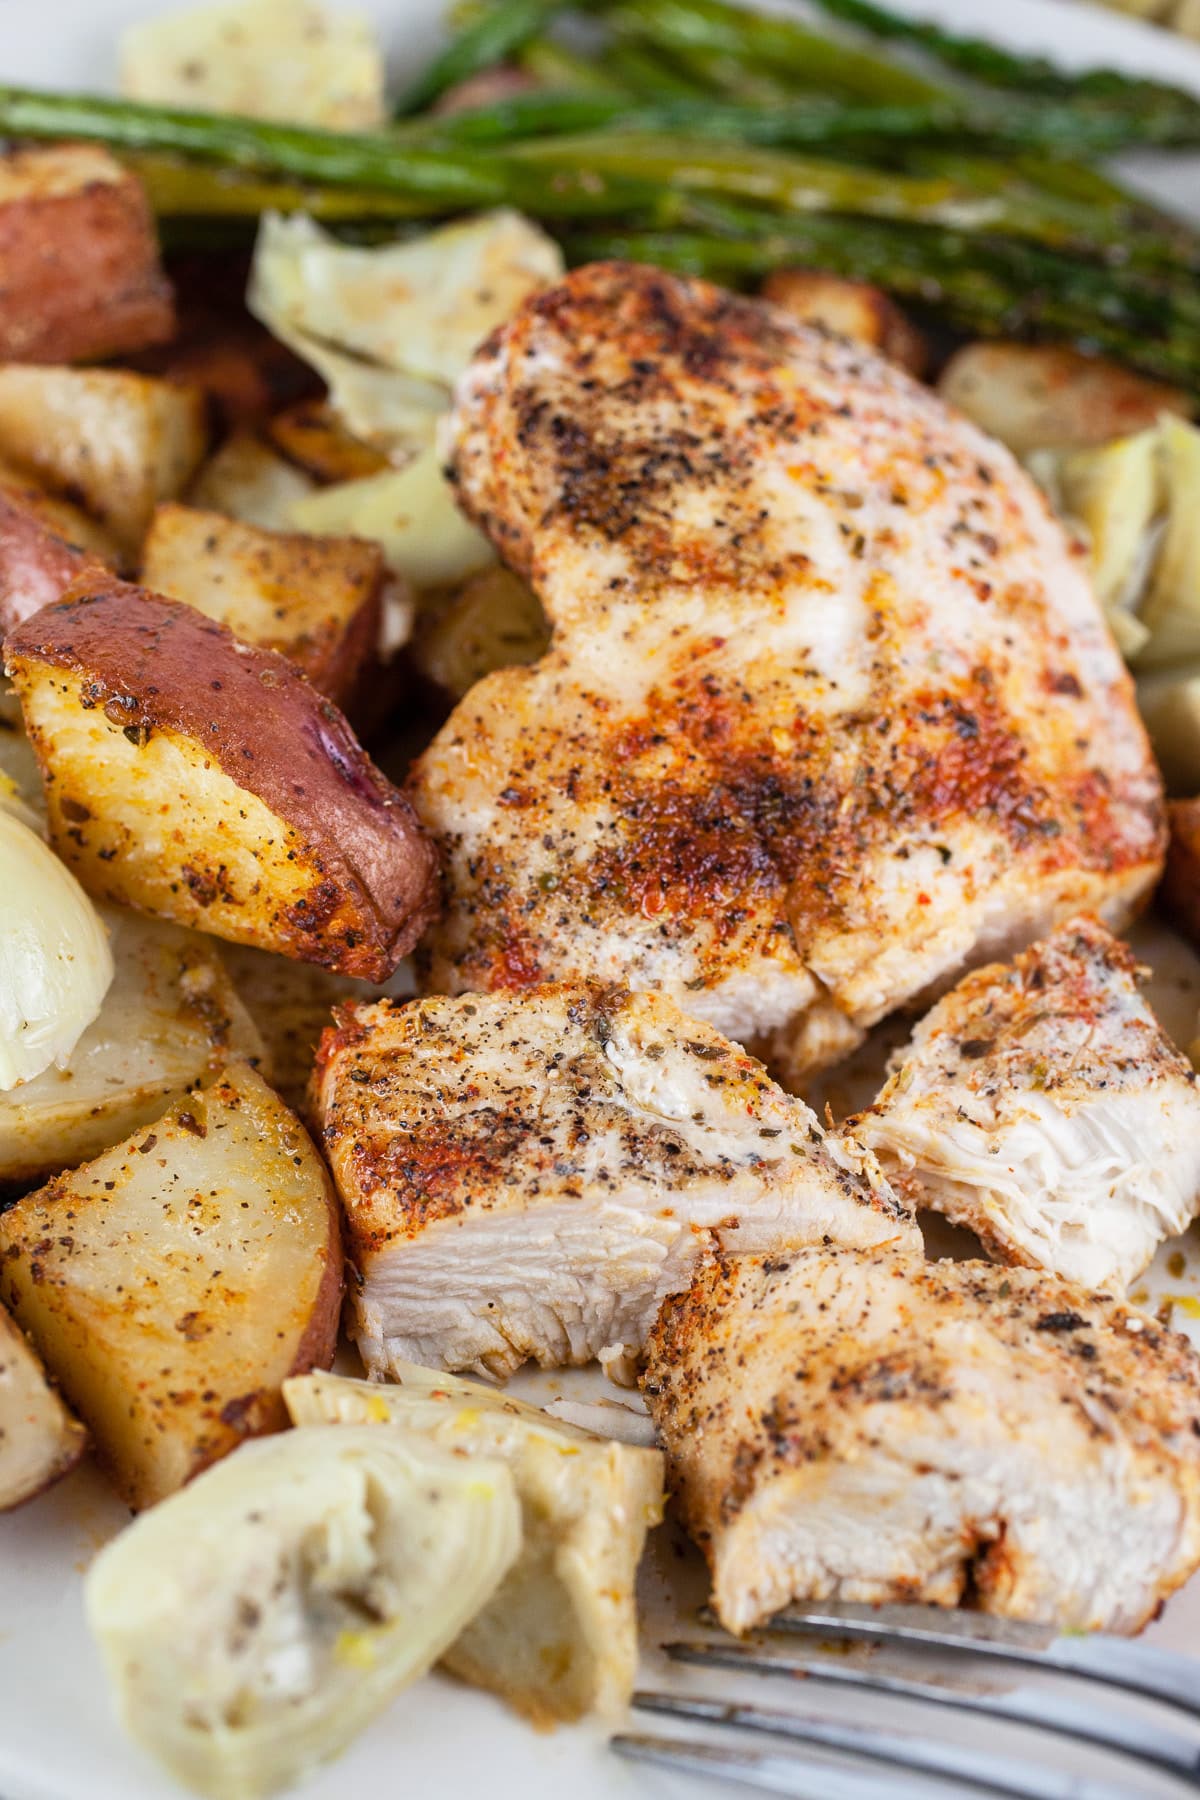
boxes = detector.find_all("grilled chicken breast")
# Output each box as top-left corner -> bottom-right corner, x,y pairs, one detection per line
411,262 -> 1163,1082
312,982 -> 915,1381
645,1248 -> 1200,1635
854,917 -> 1200,1289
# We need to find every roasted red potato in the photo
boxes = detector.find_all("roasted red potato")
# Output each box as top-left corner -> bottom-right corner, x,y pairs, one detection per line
1163,798 -> 1200,950
0,144 -> 173,365
938,342 -> 1193,456
141,502 -> 384,705
0,489 -> 108,636
5,579 -> 440,978
0,1061 -> 341,1511
0,365 -> 207,559
762,269 -> 926,376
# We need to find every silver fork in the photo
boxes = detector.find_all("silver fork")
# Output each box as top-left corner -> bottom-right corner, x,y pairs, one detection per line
613,1601 -> 1200,1799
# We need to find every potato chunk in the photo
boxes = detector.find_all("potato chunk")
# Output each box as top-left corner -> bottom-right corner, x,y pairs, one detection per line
0,488 -> 103,637
141,502 -> 384,704
412,566 -> 550,703
6,580 -> 439,979
1164,798 -> 1200,951
217,942 -> 392,1115
188,431 -> 316,529
761,270 -> 926,375
0,907 -> 263,1187
0,145 -> 173,366
0,1061 -> 342,1510
0,1301 -> 86,1511
0,366 -> 206,557
938,342 -> 1192,457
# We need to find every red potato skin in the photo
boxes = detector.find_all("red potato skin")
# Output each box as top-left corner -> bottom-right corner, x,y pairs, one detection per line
0,491 -> 108,637
0,153 -> 174,365
181,1160 -> 344,1484
5,579 -> 441,978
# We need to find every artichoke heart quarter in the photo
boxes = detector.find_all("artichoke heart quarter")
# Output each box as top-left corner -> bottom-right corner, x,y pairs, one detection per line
285,1365 -> 665,1723
85,1425 -> 521,1800
0,808 -> 113,1090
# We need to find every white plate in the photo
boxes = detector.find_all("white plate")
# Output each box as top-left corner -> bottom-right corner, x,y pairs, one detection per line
4,6 -> 1200,1799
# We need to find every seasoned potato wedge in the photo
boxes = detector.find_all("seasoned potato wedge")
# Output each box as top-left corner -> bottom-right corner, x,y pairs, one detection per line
286,1366 -> 665,1724
141,503 -> 384,704
0,145 -> 173,366
6,581 -> 439,979
0,460 -> 121,567
188,430 -> 316,529
0,906 -> 263,1187
412,566 -> 550,703
0,489 -> 105,636
1136,668 -> 1200,796
0,366 -> 206,557
937,342 -> 1192,456
1164,798 -> 1200,950
217,941 -> 398,1115
0,1301 -> 87,1510
761,269 -> 926,375
264,399 -> 390,485
0,1061 -> 341,1510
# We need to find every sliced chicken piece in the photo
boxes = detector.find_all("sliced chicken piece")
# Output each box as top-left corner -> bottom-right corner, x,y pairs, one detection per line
854,916 -> 1200,1290
312,982 -> 916,1381
411,262 -> 1163,1083
645,1247 -> 1200,1636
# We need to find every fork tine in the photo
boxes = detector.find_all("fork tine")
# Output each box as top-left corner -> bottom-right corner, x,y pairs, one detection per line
632,1691 -> 1148,1800
761,1604 -> 1200,1722
612,1733 -> 979,1800
663,1638 -> 1200,1782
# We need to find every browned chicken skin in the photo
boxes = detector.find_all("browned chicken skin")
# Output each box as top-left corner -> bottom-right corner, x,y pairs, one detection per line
412,263 -> 1163,1082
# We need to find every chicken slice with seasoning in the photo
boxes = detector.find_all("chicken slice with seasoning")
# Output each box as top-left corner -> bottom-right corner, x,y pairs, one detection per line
645,1247 -> 1200,1636
854,916 -> 1200,1290
410,262 -> 1163,1083
312,982 -> 916,1382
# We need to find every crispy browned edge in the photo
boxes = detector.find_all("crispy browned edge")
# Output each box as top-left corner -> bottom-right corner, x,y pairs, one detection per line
4,577 -> 441,979
0,149 -> 174,364
265,399 -> 391,484
182,1122 -> 345,1488
1163,799 -> 1200,950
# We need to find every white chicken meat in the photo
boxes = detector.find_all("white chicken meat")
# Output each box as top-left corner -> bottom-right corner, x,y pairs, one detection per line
312,981 -> 916,1381
854,915 -> 1200,1289
411,261 -> 1163,1083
